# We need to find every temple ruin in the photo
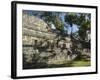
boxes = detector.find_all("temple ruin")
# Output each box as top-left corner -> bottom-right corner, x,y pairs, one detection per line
22,13 -> 78,69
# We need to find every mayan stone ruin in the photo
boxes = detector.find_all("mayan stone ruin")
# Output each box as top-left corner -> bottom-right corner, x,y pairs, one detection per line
23,13 -> 78,69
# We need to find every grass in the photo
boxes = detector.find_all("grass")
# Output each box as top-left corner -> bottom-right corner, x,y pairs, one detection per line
68,60 -> 90,67
23,54 -> 91,69
24,59 -> 91,69
47,60 -> 90,68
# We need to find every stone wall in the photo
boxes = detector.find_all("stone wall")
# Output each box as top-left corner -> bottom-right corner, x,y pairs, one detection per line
22,13 -> 76,68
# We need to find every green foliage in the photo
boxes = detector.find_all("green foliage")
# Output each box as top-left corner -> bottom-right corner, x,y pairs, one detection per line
65,13 -> 91,41
42,12 -> 53,22
53,16 -> 64,31
78,19 -> 91,41
40,12 -> 64,32
65,13 -> 77,27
